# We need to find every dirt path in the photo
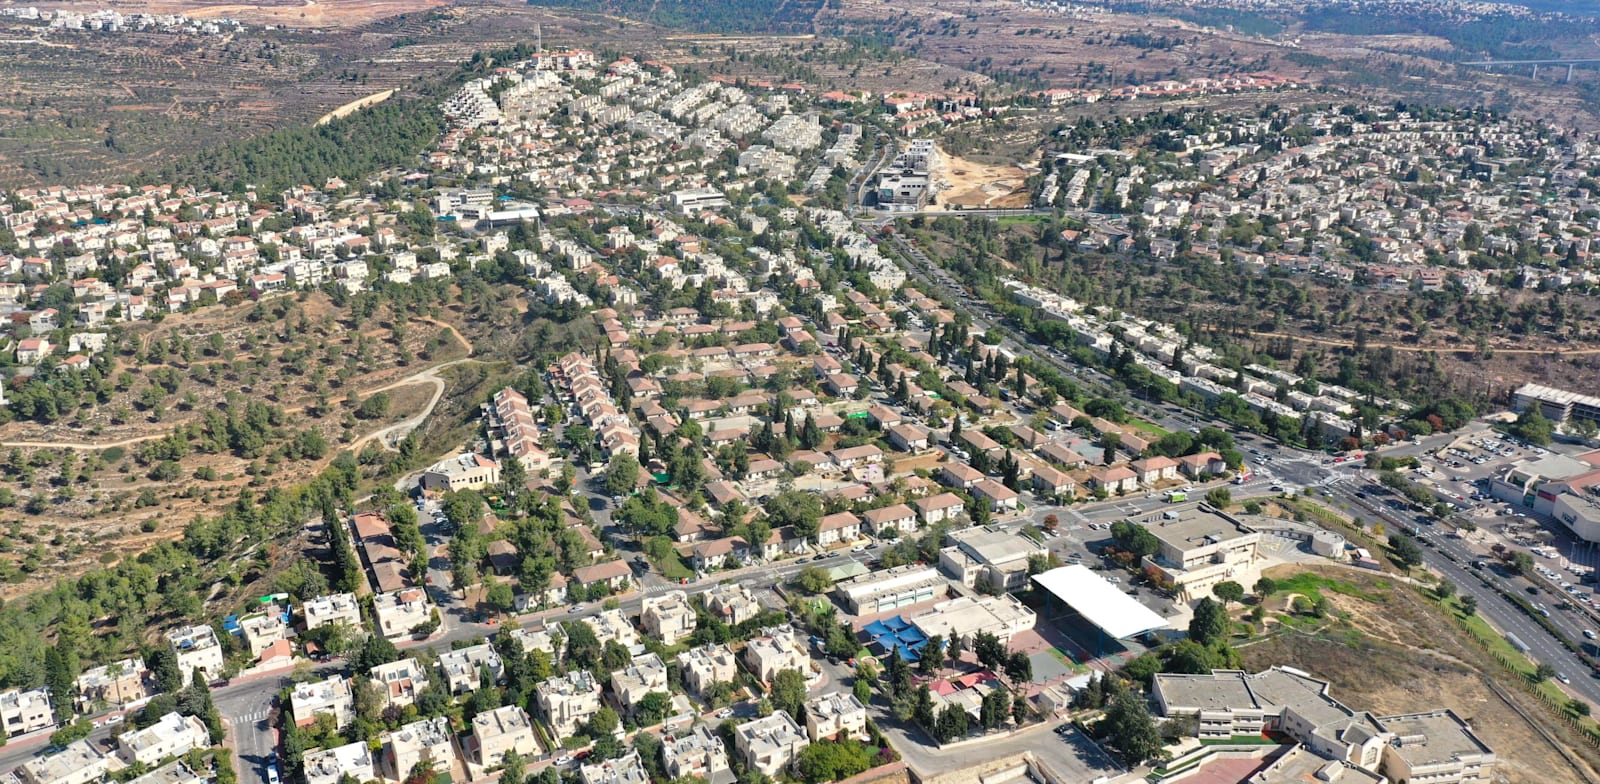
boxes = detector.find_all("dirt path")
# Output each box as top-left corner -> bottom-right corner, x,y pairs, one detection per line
0,321 -> 477,452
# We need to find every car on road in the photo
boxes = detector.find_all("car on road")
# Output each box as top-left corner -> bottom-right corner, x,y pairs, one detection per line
1559,672 -> 1572,684
717,708 -> 734,719
554,757 -> 572,766
569,604 -> 585,613
851,544 -> 868,553
1586,629 -> 1597,640
105,714 -> 123,726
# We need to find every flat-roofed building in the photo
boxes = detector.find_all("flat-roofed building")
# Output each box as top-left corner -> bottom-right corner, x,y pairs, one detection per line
304,742 -> 376,784
833,565 -> 946,615
468,705 -> 540,768
1243,744 -> 1384,784
538,670 -> 604,737
581,751 -> 650,784
369,658 -> 430,709
803,691 -> 867,742
908,594 -> 1036,646
373,587 -> 434,639
506,626 -> 565,661
382,717 -> 456,782
301,592 -> 362,632
166,625 -> 224,685
1135,505 -> 1262,601
663,725 -> 732,784
438,643 -> 504,695
117,712 -> 209,766
238,612 -> 290,658
641,590 -> 697,645
74,657 -> 148,714
0,688 -> 53,738
126,761 -> 206,784
704,582 -> 762,626
587,608 -> 641,651
938,526 -> 1046,592
291,675 -> 354,729
611,653 -> 670,716
17,739 -> 109,784
679,644 -> 739,698
734,711 -> 809,777
1374,710 -> 1496,784
742,626 -> 808,684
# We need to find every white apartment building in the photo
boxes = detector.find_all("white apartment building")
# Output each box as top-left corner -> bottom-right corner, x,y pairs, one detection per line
678,643 -> 738,698
290,675 -> 354,729
537,670 -> 604,737
373,587 -> 434,639
165,625 -> 224,685
0,687 -> 53,737
611,653 -> 670,716
803,691 -> 868,742
468,705 -> 540,768
734,711 -> 809,777
382,717 -> 457,782
304,742 -> 375,784
368,658 -> 430,709
301,593 -> 362,631
640,591 -> 696,645
663,725 -> 731,784
117,712 -> 210,766
742,626 -> 808,684
438,643 -> 504,695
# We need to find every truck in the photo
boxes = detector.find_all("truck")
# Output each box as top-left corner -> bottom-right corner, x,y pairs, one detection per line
1164,490 -> 1188,503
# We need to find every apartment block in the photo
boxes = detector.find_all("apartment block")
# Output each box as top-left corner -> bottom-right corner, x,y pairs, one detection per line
301,592 -> 362,632
304,742 -> 376,784
742,626 -> 808,684
373,587 -> 434,639
703,582 -> 762,626
0,687 -> 53,738
580,751 -> 650,784
368,658 -> 430,709
537,670 -> 604,738
238,612 -> 290,658
734,711 -> 809,777
663,725 -> 732,784
611,653 -> 670,716
438,643 -> 504,695
382,717 -> 457,782
290,675 -> 354,729
165,625 -> 224,685
117,712 -> 210,766
640,591 -> 697,645
678,643 -> 739,698
803,691 -> 868,742
468,705 -> 539,768
74,657 -> 148,714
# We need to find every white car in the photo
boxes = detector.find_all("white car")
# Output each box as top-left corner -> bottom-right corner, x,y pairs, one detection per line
717,708 -> 734,719
555,757 -> 572,766
852,544 -> 869,553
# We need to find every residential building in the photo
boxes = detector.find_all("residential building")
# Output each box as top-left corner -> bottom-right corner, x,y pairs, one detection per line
304,742 -> 376,784
703,582 -> 762,626
117,712 -> 209,766
611,653 -> 670,716
679,644 -> 739,698
537,670 -> 604,738
862,504 -> 917,536
438,643 -> 504,695
816,512 -> 861,547
165,625 -> 224,685
803,691 -> 868,742
467,705 -> 540,768
970,480 -> 1020,512
581,752 -> 651,784
290,675 -> 354,729
663,725 -> 732,784
373,587 -> 434,639
16,739 -> 109,784
734,711 -> 810,777
419,452 -> 501,492
301,592 -> 362,632
742,626 -> 808,683
586,608 -> 641,650
369,658 -> 430,709
915,493 -> 965,524
641,590 -> 697,645
382,717 -> 457,782
572,559 -> 634,594
74,657 -> 148,713
1087,465 -> 1139,494
238,611 -> 289,658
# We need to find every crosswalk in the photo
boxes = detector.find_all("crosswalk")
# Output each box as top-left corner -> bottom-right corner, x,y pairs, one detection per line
226,710 -> 268,726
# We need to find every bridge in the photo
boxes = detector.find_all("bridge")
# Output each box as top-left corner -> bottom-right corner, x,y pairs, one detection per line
1458,58 -> 1600,82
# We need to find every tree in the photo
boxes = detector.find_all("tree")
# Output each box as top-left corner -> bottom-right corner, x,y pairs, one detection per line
584,706 -> 621,739
770,669 -> 808,719
1508,551 -> 1535,576
767,491 -> 824,539
1003,651 -> 1032,683
935,704 -> 969,743
1101,689 -> 1165,764
919,635 -> 944,674
1109,521 -> 1159,558
501,751 -> 526,784
1253,577 -> 1277,599
1387,533 -> 1424,572
1204,488 -> 1232,509
352,634 -> 400,672
1188,598 -> 1228,647
853,677 -> 872,706
797,567 -> 835,595
1510,407 -> 1554,446
637,691 -> 674,726
796,740 -> 875,783
1212,581 -> 1245,607
1461,595 -> 1478,615
972,631 -> 1006,672
606,453 -> 641,497
44,640 -> 78,725
1435,580 -> 1457,601
979,688 -> 1011,730
1534,662 -> 1557,683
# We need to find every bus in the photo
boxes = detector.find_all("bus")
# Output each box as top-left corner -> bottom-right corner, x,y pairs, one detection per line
1165,490 -> 1188,503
